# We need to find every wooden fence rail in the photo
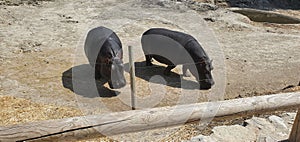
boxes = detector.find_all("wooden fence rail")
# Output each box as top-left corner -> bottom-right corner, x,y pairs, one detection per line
289,108 -> 300,142
0,92 -> 299,141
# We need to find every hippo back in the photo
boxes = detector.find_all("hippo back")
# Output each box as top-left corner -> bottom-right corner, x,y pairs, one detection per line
143,28 -> 195,47
84,26 -> 122,67
141,28 -> 210,65
141,28 -> 214,89
84,26 -> 125,89
142,28 -> 195,65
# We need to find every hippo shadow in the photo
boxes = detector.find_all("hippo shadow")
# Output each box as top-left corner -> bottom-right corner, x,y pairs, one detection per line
62,64 -> 120,98
124,61 -> 200,90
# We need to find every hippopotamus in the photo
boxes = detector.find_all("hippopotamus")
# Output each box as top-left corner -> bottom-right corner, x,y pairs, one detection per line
84,26 -> 126,89
141,28 -> 214,90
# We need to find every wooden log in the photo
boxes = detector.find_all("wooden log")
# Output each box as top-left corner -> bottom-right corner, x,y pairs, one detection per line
128,45 -> 136,110
0,92 -> 299,141
289,108 -> 300,142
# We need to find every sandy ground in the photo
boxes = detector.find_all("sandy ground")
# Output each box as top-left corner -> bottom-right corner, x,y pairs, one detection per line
0,0 -> 300,141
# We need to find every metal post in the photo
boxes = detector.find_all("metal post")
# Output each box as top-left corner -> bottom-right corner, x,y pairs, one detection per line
128,46 -> 136,110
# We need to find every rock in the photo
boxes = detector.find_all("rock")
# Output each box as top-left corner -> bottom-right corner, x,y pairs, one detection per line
18,41 -> 42,53
185,1 -> 218,12
283,112 -> 297,124
139,0 -> 171,8
34,47 -> 42,52
286,112 -> 296,120
211,125 -> 256,142
203,17 -> 216,22
268,115 -> 288,130
229,8 -> 300,24
265,136 -> 277,142
190,125 -> 257,142
190,134 -> 217,142
245,116 -> 290,140
257,136 -> 277,142
226,0 -> 300,10
190,114 -> 295,142
20,47 -> 32,53
246,117 -> 275,131
138,0 -> 188,12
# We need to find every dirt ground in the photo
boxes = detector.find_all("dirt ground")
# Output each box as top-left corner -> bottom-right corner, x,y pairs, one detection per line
0,0 -> 299,141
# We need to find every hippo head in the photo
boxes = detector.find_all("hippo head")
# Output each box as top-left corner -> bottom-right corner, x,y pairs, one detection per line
108,56 -> 126,89
97,45 -> 126,89
190,59 -> 215,90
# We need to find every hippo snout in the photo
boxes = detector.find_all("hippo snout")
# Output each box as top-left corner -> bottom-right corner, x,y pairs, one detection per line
109,79 -> 126,89
199,80 -> 215,90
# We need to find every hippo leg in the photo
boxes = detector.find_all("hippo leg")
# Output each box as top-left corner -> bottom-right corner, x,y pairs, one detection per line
164,65 -> 175,76
94,65 -> 101,80
182,65 -> 191,77
145,55 -> 153,66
